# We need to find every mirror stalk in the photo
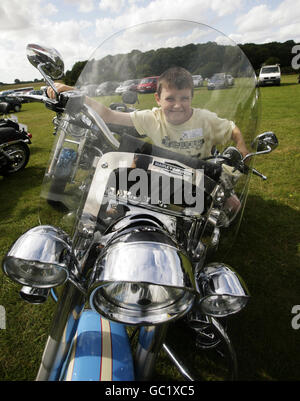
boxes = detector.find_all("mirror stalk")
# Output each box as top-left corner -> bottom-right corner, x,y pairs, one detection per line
242,145 -> 272,163
37,63 -> 59,99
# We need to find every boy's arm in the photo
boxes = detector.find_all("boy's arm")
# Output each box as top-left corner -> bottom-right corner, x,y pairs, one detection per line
85,97 -> 133,126
47,83 -> 134,127
231,126 -> 249,159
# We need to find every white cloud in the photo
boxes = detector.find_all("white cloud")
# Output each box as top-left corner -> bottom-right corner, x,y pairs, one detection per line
0,1 -> 94,82
210,0 -> 243,17
99,0 -> 126,14
0,0 -> 41,31
78,0 -> 95,13
63,0 -> 95,13
270,0 -> 300,25
235,5 -> 271,33
44,3 -> 58,15
94,0 -> 210,41
0,0 -> 299,83
235,0 -> 300,42
95,0 -> 244,37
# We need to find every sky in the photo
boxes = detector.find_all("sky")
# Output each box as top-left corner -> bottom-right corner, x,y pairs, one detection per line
0,0 -> 300,84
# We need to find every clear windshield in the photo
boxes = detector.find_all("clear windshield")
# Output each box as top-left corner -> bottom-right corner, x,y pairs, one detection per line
39,20 -> 260,238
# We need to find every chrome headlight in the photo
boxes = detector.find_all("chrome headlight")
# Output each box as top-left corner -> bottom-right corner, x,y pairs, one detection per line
88,230 -> 196,325
197,263 -> 249,317
2,225 -> 72,288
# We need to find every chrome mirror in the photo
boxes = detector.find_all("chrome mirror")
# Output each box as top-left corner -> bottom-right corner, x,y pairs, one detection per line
26,43 -> 64,79
26,44 -> 64,97
243,131 -> 278,163
251,132 -> 278,152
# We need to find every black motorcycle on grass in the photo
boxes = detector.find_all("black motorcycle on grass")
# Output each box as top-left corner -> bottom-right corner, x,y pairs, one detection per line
0,103 -> 32,176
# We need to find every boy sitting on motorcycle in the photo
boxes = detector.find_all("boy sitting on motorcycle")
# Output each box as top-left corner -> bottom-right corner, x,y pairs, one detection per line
47,66 -> 249,160
48,66 -> 246,218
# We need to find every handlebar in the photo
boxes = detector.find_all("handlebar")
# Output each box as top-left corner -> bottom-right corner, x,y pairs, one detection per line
20,93 -> 52,103
21,91 -> 120,151
83,103 -> 120,150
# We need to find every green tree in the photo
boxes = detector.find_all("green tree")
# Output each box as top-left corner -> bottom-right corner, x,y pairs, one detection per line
64,61 -> 87,86
263,56 -> 280,65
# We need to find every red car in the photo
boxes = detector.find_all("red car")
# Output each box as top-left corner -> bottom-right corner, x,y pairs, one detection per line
137,76 -> 159,93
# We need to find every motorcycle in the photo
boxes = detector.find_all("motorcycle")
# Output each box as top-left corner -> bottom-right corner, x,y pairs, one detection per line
0,103 -> 32,176
2,20 -> 278,381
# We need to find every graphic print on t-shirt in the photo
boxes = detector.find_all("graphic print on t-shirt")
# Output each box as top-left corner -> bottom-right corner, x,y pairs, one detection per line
161,128 -> 205,152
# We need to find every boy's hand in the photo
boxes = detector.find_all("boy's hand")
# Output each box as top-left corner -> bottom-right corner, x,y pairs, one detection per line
47,83 -> 74,99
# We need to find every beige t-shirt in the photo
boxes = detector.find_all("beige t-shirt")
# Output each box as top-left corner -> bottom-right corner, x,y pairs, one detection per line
130,107 -> 235,158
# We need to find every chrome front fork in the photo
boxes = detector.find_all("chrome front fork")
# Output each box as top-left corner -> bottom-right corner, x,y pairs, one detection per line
35,282 -> 85,381
135,316 -> 238,381
135,324 -> 168,380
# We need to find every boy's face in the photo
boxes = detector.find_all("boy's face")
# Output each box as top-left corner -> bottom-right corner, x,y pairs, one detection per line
155,86 -> 193,125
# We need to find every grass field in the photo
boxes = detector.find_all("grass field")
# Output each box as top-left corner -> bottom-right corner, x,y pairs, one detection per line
0,75 -> 299,381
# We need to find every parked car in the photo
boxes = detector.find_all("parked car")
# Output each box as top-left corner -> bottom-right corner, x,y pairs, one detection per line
0,95 -> 22,112
0,90 -> 15,96
96,81 -> 120,96
13,94 -> 30,104
137,76 -> 159,93
29,90 -> 44,96
19,89 -> 45,103
226,74 -> 235,86
258,64 -> 281,86
13,89 -> 43,104
115,79 -> 140,94
192,75 -> 203,87
80,84 -> 99,97
207,73 -> 229,90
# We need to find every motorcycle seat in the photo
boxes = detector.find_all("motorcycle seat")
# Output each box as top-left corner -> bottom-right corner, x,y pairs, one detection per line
0,118 -> 19,131
0,127 -> 22,144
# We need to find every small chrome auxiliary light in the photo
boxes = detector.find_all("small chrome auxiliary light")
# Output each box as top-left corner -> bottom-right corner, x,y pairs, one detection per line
19,286 -> 50,304
2,225 -> 72,288
197,263 -> 250,317
88,228 -> 196,325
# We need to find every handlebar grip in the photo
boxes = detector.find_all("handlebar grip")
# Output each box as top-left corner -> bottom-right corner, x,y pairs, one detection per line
252,167 -> 267,180
59,92 -> 85,113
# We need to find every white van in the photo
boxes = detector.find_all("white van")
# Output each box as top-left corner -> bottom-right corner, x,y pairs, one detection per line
258,64 -> 281,86
192,75 -> 203,87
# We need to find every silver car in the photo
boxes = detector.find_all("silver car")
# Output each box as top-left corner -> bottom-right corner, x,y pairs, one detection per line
115,79 -> 140,94
207,73 -> 229,90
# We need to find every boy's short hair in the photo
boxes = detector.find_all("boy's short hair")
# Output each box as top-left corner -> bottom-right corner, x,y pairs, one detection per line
157,66 -> 194,98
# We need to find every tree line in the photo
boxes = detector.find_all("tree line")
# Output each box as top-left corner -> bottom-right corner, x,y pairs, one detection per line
63,40 -> 298,86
